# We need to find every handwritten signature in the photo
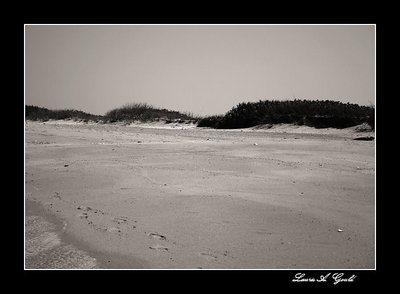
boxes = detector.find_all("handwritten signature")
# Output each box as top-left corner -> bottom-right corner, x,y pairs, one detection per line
292,272 -> 357,285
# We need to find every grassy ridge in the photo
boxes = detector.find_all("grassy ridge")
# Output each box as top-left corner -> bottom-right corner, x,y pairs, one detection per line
25,105 -> 104,122
25,103 -> 197,123
26,99 -> 375,130
197,100 -> 374,130
104,103 -> 197,123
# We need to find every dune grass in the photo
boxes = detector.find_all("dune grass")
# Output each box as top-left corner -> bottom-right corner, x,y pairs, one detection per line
104,103 -> 197,123
197,99 -> 374,130
25,103 -> 198,124
25,105 -> 104,122
26,99 -> 375,130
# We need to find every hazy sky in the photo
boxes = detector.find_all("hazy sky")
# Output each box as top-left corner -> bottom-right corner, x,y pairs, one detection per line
25,25 -> 375,116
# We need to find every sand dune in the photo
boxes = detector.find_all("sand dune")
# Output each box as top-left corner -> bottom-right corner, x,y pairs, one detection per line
25,120 -> 375,269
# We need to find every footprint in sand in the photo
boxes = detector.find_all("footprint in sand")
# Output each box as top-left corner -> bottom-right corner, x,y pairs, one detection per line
199,252 -> 218,262
77,206 -> 92,212
107,227 -> 122,233
53,192 -> 62,200
75,206 -> 135,235
112,216 -> 129,225
149,245 -> 169,251
76,206 -> 106,218
147,232 -> 167,241
76,212 -> 89,219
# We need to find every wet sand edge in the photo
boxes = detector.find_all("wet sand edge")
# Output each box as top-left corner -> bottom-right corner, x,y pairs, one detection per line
25,199 -> 149,269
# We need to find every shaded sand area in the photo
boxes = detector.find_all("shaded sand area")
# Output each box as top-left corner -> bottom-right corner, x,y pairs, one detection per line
25,120 -> 375,269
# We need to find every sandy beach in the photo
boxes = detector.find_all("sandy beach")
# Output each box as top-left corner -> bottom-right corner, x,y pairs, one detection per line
24,120 -> 375,269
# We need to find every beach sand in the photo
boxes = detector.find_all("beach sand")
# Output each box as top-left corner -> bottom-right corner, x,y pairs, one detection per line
25,120 -> 375,269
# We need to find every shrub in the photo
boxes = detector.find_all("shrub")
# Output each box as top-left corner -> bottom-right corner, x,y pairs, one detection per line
198,99 -> 375,130
197,115 -> 224,128
25,105 -> 104,122
104,103 -> 195,122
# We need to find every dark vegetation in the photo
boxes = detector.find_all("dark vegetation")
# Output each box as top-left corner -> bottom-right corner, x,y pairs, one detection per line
25,103 -> 197,124
197,99 -> 374,130
353,136 -> 375,141
25,105 -> 104,122
26,99 -> 375,130
104,103 -> 197,123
